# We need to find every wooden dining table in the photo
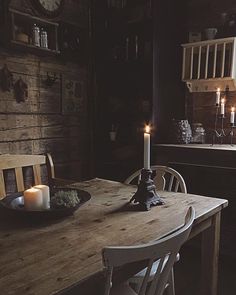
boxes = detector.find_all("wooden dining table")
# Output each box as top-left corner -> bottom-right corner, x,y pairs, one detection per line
0,178 -> 228,295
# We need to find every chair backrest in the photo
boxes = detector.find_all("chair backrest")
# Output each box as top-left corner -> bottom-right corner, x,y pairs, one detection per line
125,165 -> 187,193
0,153 -> 55,199
102,207 -> 195,295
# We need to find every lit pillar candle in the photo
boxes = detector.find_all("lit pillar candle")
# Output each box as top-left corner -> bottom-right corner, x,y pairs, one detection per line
23,187 -> 43,211
230,107 -> 235,124
144,125 -> 150,170
216,88 -> 220,105
220,98 -> 225,115
34,185 -> 50,209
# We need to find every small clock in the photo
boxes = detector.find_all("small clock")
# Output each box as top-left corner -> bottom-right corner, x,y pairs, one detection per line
30,0 -> 65,18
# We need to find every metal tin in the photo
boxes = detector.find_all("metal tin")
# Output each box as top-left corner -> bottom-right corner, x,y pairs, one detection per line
32,24 -> 40,47
40,28 -> 48,48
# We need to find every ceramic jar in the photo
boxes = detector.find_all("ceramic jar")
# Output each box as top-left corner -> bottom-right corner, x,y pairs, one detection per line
170,119 -> 192,144
191,123 -> 206,143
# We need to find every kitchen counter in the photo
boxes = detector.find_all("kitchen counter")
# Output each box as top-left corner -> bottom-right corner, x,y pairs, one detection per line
154,143 -> 236,151
153,143 -> 236,258
153,143 -> 236,169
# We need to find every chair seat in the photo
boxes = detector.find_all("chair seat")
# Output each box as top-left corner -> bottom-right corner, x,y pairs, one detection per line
129,253 -> 180,283
102,207 -> 195,295
111,282 -> 137,295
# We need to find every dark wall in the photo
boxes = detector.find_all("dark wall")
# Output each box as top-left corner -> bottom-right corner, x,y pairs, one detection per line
186,0 -> 236,143
153,0 -> 188,142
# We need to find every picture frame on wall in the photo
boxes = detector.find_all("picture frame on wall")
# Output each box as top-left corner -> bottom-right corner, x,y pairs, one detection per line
61,75 -> 84,114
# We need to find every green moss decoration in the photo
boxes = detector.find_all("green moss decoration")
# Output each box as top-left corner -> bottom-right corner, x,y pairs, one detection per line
50,190 -> 80,209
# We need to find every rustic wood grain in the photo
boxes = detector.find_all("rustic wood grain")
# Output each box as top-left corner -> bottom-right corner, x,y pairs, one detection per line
0,0 -> 90,180
0,170 -> 6,199
33,164 -> 42,185
0,154 -> 46,169
201,211 -> 221,295
15,167 -> 24,192
0,154 -> 54,197
0,178 -> 228,295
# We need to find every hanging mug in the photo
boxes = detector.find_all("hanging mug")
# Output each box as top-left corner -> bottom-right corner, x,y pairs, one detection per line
204,28 -> 218,40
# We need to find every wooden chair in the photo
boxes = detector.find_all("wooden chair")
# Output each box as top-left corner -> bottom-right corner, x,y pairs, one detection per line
0,154 -> 55,199
124,165 -> 187,193
102,207 -> 195,295
125,165 -> 187,294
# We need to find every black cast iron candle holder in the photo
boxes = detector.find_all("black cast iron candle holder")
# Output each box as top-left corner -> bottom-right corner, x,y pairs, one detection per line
212,107 -> 236,145
229,124 -> 236,145
212,104 -> 226,145
129,168 -> 164,211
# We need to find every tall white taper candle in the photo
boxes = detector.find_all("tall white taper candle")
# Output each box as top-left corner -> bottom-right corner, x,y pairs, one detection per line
144,125 -> 150,169
220,98 -> 225,115
216,88 -> 220,105
230,107 -> 235,124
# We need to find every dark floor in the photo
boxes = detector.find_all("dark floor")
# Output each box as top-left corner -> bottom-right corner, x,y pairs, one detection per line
175,242 -> 236,295
63,232 -> 235,295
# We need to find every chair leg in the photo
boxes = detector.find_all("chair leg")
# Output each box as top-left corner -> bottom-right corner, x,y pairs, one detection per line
166,268 -> 175,295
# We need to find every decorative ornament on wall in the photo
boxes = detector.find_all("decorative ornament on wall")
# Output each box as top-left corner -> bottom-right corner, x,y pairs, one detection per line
44,72 -> 58,86
30,0 -> 65,18
0,64 -> 13,92
62,76 -> 83,114
14,77 -> 28,103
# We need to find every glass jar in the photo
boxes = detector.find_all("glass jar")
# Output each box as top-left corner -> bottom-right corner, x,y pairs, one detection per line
191,123 -> 206,143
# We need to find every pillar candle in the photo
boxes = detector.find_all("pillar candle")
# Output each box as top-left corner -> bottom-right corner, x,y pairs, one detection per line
230,107 -> 235,124
23,187 -> 43,211
220,98 -> 225,115
144,125 -> 150,169
34,185 -> 50,209
216,88 -> 220,105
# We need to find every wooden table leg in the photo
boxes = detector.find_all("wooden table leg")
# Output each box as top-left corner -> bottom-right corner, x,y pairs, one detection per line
201,212 -> 221,295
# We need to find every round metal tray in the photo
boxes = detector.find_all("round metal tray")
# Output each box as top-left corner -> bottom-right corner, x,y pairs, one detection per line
0,187 -> 91,219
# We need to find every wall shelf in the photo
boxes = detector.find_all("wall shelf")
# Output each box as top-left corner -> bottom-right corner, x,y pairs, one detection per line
6,8 -> 60,55
182,37 -> 236,92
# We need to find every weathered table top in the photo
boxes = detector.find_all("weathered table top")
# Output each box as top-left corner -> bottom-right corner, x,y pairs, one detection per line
0,178 -> 228,295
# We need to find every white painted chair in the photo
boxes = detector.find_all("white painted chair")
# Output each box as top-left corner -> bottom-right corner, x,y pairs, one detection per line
102,207 -> 195,295
125,165 -> 187,294
124,165 -> 187,193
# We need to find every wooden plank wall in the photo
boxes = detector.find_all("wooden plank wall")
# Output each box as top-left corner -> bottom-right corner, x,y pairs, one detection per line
0,0 -> 90,180
186,0 -> 236,143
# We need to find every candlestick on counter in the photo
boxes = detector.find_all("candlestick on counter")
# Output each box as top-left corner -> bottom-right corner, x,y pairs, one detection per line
220,98 -> 225,115
230,107 -> 235,124
144,125 -> 150,169
24,187 -> 43,210
216,88 -> 221,105
34,185 -> 50,209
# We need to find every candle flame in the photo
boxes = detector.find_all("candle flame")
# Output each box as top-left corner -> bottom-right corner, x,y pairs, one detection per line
221,98 -> 225,104
217,88 -> 220,92
232,107 -> 235,112
145,125 -> 151,133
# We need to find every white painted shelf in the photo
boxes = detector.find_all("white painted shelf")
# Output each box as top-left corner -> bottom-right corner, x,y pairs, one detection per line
181,37 -> 236,92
